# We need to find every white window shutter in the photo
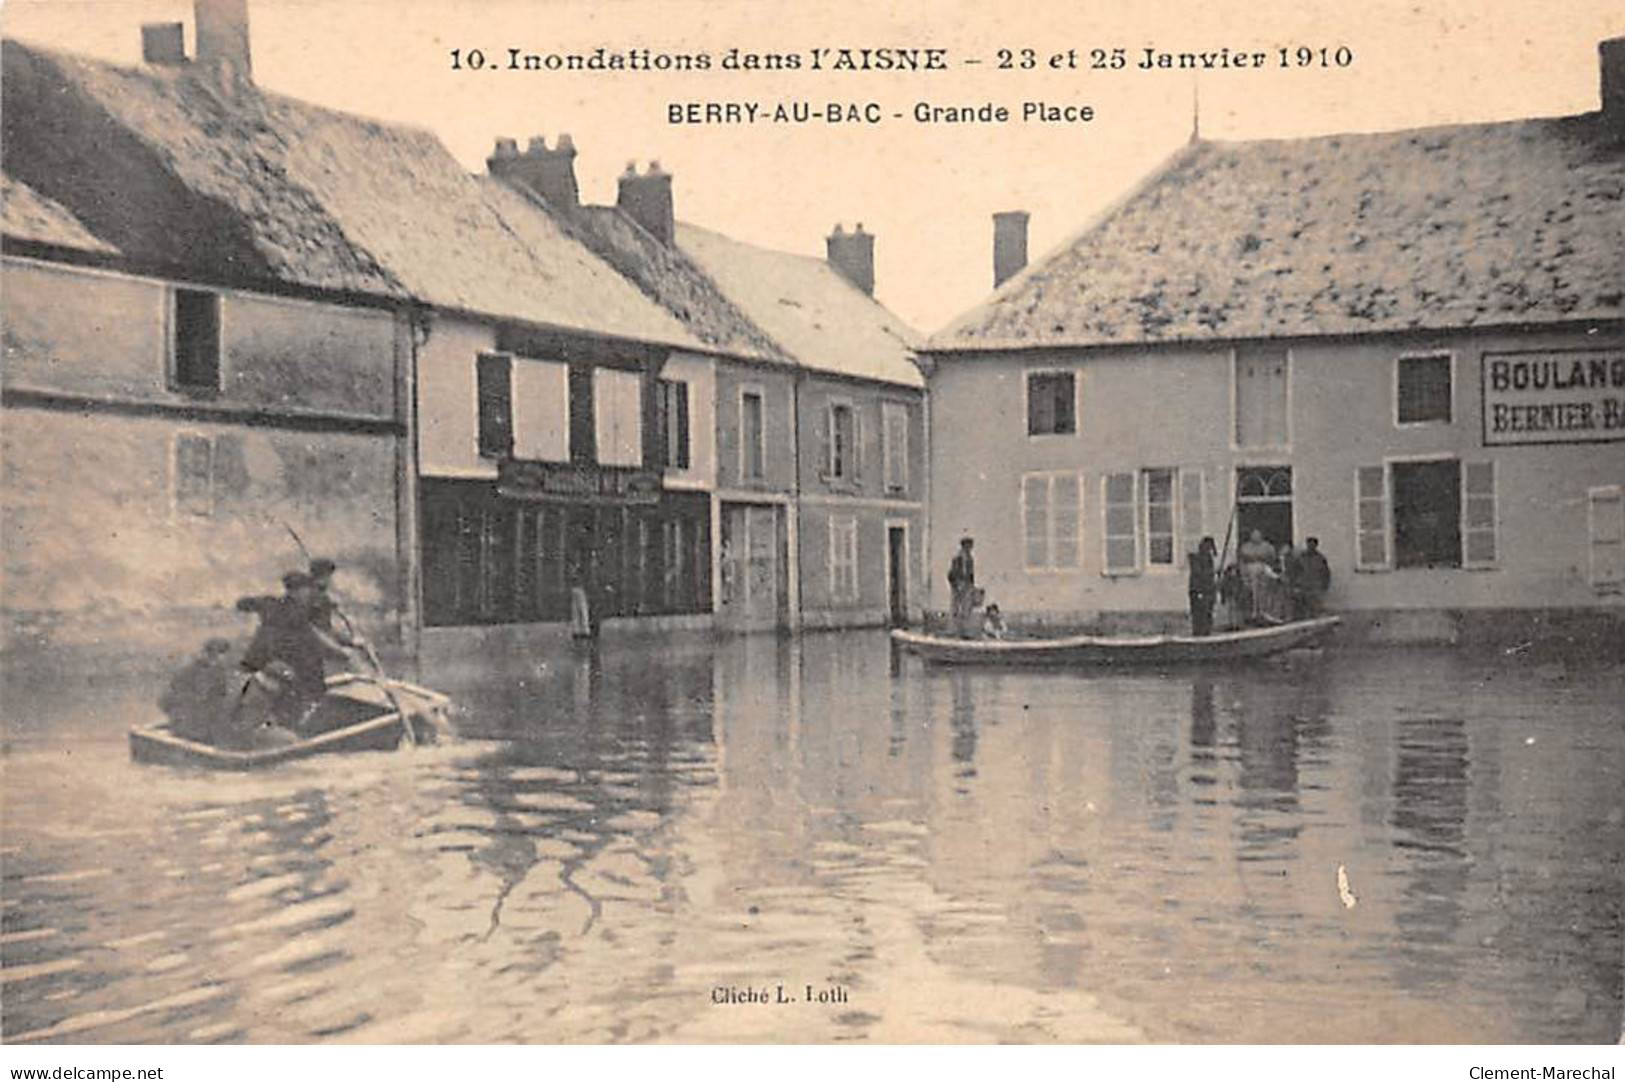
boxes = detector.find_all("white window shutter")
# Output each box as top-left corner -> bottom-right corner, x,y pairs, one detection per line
1355,465 -> 1390,571
1023,474 -> 1050,569
1102,471 -> 1139,575
1462,461 -> 1498,569
1588,485 -> 1624,592
1053,474 -> 1081,568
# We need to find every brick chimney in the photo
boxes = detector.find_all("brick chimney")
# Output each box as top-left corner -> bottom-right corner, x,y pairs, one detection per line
194,0 -> 251,84
141,23 -> 186,65
488,134 -> 580,213
617,161 -> 674,244
1603,37 -> 1625,144
993,210 -> 1030,287
827,223 -> 875,295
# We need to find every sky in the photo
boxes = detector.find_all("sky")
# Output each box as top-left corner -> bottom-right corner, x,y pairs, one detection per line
4,0 -> 1622,335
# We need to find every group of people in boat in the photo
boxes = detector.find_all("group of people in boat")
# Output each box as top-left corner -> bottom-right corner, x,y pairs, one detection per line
159,558 -> 369,749
1191,530 -> 1330,635
946,530 -> 1330,640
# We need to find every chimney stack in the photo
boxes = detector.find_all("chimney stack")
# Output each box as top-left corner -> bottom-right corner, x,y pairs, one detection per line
1602,37 -> 1625,144
993,210 -> 1030,288
194,0 -> 252,84
141,23 -> 187,65
826,223 -> 875,296
616,161 -> 674,243
488,134 -> 580,213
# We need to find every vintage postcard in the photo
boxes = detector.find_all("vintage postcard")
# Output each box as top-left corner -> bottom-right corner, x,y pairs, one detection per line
1,0 -> 1621,1063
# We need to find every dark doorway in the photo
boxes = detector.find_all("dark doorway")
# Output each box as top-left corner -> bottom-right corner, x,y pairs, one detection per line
1235,465 -> 1293,549
1392,459 -> 1461,568
887,526 -> 908,627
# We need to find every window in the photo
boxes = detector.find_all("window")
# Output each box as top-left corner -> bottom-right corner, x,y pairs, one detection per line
1027,371 -> 1076,436
740,390 -> 765,480
1234,345 -> 1289,448
1143,468 -> 1177,566
656,379 -> 690,470
829,515 -> 859,601
511,358 -> 570,462
1590,485 -> 1625,592
1022,471 -> 1081,570
171,288 -> 221,394
1355,465 -> 1390,570
593,368 -> 643,467
1101,471 -> 1138,574
1461,461 -> 1497,567
828,402 -> 857,480
1393,459 -> 1461,569
1397,353 -> 1453,425
476,352 -> 513,459
1235,465 -> 1293,551
174,434 -> 214,516
172,432 -> 246,518
883,402 -> 909,493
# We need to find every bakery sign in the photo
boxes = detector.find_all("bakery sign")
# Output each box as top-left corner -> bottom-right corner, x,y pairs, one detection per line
1482,348 -> 1625,445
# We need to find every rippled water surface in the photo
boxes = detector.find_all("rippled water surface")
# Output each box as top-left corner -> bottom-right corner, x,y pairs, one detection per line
3,634 -> 1621,1043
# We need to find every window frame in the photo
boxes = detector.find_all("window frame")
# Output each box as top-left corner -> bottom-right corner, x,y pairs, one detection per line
1229,345 -> 1294,452
657,377 -> 691,471
1019,470 -> 1084,573
168,286 -> 223,397
1393,350 -> 1456,429
828,513 -> 860,602
738,384 -> 767,483
171,430 -> 216,518
1385,452 -> 1464,571
826,397 -> 858,481
1024,368 -> 1080,439
592,366 -> 644,468
881,400 -> 910,494
1589,484 -> 1625,593
1141,467 -> 1180,571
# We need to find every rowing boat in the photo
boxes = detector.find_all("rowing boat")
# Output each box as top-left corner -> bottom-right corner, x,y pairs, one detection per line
890,615 -> 1341,666
129,673 -> 453,770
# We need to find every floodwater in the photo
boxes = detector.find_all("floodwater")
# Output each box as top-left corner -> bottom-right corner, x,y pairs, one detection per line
2,633 -> 1621,1044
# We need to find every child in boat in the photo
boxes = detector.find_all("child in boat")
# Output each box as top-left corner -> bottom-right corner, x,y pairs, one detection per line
159,638 -> 237,743
981,603 -> 1009,640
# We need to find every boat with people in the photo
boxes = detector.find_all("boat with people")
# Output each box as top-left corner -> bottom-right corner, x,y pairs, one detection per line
130,671 -> 453,770
890,614 -> 1341,667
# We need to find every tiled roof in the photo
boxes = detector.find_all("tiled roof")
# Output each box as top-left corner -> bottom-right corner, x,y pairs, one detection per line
936,115 -> 1625,350
570,204 -> 792,363
676,222 -> 924,387
2,40 -> 703,348
1,173 -> 116,253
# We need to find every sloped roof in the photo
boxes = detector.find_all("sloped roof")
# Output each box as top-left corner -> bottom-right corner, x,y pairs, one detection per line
2,40 -> 703,348
676,222 -> 924,387
1,173 -> 116,253
570,204 -> 792,363
936,115 -> 1625,350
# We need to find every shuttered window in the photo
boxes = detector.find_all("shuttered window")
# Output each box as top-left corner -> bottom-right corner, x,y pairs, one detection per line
883,402 -> 909,493
1027,371 -> 1077,436
1102,471 -> 1139,575
740,390 -> 765,480
1589,485 -> 1624,592
1234,346 -> 1290,448
829,515 -> 859,601
1355,465 -> 1390,571
1022,472 -> 1081,570
1143,468 -> 1177,566
655,379 -> 690,470
1461,461 -> 1498,568
174,434 -> 214,517
593,368 -> 643,467
829,403 -> 857,480
511,358 -> 570,463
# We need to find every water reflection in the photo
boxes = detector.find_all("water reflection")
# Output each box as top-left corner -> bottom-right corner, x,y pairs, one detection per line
2,637 -> 1621,1043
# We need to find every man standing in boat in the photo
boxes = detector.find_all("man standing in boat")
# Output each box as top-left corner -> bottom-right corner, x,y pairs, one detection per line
1294,537 -> 1332,618
948,536 -> 977,638
237,571 -> 345,708
1188,536 -> 1219,636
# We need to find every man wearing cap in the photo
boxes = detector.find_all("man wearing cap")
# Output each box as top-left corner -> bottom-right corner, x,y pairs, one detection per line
948,536 -> 977,638
236,572 -> 338,706
308,558 -> 367,653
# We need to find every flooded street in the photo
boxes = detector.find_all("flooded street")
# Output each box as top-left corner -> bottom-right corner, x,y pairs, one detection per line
2,634 -> 1621,1044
